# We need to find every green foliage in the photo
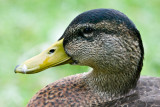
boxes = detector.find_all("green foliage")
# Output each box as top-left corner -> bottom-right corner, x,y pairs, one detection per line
0,0 -> 160,106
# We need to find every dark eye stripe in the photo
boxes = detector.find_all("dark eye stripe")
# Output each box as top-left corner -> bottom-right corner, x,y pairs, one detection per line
83,28 -> 93,34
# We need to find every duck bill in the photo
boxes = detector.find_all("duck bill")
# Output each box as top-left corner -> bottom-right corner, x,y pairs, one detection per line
14,39 -> 73,74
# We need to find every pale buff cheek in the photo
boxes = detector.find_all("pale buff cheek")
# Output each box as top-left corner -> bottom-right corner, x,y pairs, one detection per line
65,31 -> 141,72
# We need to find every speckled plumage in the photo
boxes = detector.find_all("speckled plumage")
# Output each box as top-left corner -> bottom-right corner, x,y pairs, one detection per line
27,9 -> 160,107
27,74 -> 160,107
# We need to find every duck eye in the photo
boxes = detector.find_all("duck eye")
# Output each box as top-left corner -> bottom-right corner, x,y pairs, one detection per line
83,28 -> 93,34
48,49 -> 55,54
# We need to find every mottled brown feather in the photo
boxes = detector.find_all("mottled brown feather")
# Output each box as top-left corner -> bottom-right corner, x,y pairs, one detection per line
27,75 -> 160,107
25,9 -> 160,107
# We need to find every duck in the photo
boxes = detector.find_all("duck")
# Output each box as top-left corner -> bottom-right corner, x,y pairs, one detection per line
14,9 -> 160,107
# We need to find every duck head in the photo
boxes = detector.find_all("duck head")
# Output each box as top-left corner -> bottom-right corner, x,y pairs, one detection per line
15,9 -> 144,78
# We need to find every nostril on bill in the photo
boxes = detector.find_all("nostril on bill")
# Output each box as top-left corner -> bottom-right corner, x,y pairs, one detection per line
48,49 -> 55,54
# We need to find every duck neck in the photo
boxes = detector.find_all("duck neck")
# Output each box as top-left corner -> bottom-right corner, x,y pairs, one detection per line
84,69 -> 140,100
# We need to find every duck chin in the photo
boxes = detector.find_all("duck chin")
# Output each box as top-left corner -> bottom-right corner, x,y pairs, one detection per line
70,59 -> 79,65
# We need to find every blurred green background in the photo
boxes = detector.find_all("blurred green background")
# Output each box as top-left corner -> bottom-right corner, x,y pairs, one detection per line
0,0 -> 160,106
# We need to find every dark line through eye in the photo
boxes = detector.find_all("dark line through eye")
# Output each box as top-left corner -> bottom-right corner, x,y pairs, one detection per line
83,28 -> 93,34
